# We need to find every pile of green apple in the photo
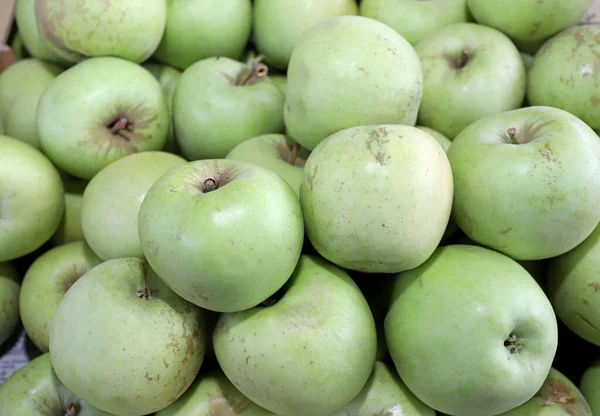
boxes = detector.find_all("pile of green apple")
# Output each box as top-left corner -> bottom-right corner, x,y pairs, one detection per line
1,0 -> 600,415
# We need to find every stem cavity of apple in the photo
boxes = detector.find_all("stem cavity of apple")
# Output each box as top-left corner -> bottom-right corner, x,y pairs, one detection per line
288,143 -> 301,166
236,55 -> 269,86
504,334 -> 525,354
456,48 -> 470,69
202,178 -> 219,193
65,403 -> 78,416
507,127 -> 519,144
107,117 -> 135,141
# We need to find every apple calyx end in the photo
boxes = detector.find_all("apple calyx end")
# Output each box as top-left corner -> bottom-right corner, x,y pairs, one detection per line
136,286 -> 151,300
504,334 -> 525,354
65,403 -> 78,416
236,55 -> 269,86
201,178 -> 219,193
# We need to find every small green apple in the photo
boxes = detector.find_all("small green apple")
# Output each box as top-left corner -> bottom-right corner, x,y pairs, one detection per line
0,262 -> 20,347
50,173 -> 87,246
385,244 -> 558,416
301,125 -> 453,273
284,15 -> 423,150
448,106 -> 600,260
37,56 -> 170,180
49,257 -> 206,416
153,0 -> 252,70
19,241 -> 102,352
580,359 -> 600,415
415,22 -> 526,139
214,255 -> 377,416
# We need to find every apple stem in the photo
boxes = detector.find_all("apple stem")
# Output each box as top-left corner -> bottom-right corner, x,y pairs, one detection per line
202,178 -> 218,193
456,48 -> 469,69
287,143 -> 301,165
236,55 -> 269,86
108,117 -> 134,141
507,127 -> 519,144
65,403 -> 78,416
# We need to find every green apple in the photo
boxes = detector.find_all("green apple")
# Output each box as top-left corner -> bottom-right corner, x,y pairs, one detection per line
581,359 -> 600,415
415,22 -> 526,139
0,58 -> 62,148
226,134 -> 308,196
0,135 -> 64,262
448,106 -> 600,260
0,262 -> 20,347
284,15 -> 423,151
19,241 -> 102,352
253,0 -> 358,70
50,173 -> 87,245
528,24 -> 600,132
35,0 -> 167,63
385,244 -> 558,416
37,56 -> 170,180
49,257 -> 205,416
331,361 -> 435,416
301,125 -> 453,273
520,52 -> 534,72
499,367 -> 592,415
270,75 -> 287,98
360,0 -> 469,46
81,151 -> 186,261
0,353 -> 112,415
466,0 -> 593,53
10,32 -> 30,61
156,367 -> 274,415
174,56 -> 285,160
138,159 -> 304,312
153,0 -> 252,70
214,255 -> 377,416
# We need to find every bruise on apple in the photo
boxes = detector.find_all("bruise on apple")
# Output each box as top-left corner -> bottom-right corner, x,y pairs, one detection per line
534,376 -> 591,415
34,0 -> 76,56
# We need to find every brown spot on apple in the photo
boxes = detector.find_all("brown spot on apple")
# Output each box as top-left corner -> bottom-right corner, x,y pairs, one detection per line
591,95 -> 600,107
307,165 -> 319,190
367,127 -> 390,165
588,282 -> 600,292
500,228 -> 513,235
530,22 -> 542,35
535,378 -> 580,414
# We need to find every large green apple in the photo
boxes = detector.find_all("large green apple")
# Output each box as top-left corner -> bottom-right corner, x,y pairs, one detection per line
0,135 -> 64,262
139,159 -> 304,312
284,15 -> 423,151
448,106 -> 600,260
253,0 -> 358,70
35,0 -> 167,63
0,353 -> 112,415
19,241 -> 102,352
415,22 -> 526,139
580,359 -> 600,415
173,57 -> 285,160
81,151 -> 186,261
385,244 -> 558,416
466,0 -> 593,53
153,0 -> 252,70
50,173 -> 87,246
226,134 -> 309,197
49,257 -> 205,416
0,262 -> 20,347
214,255 -> 377,416
528,24 -> 600,132
37,57 -> 169,180
301,125 -> 453,273
0,58 -> 62,148
360,0 -> 469,46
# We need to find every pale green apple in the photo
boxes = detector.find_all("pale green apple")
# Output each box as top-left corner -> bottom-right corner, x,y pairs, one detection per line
19,241 -> 102,352
153,0 -> 252,70
139,159 -> 304,312
385,244 -> 558,416
285,15 -> 423,150
226,134 -> 308,196
0,58 -> 62,148
81,151 -> 186,261
360,0 -> 469,46
528,24 -> 600,131
214,255 -> 377,416
415,22 -> 526,139
580,359 -> 600,415
466,0 -> 593,53
10,32 -> 30,61
50,173 -> 87,246
301,125 -> 453,273
270,75 -> 287,97
0,353 -> 112,415
0,135 -> 64,262
0,262 -> 20,347
35,0 -> 167,63
253,0 -> 358,70
156,367 -> 274,415
49,257 -> 205,416
448,106 -> 600,260
37,57 -> 169,180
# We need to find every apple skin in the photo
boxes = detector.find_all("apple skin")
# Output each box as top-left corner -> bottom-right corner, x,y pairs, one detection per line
226,134 -> 308,197
580,359 -> 600,415
253,0 -> 358,70
385,244 -> 558,416
81,151 -> 186,261
284,15 -> 423,151
0,58 -> 62,148
360,0 -> 469,46
37,56 -> 170,180
300,125 -> 453,273
415,22 -> 526,139
35,0 -> 167,63
10,32 -> 30,61
0,135 -> 64,262
49,257 -> 206,416
50,173 -> 87,246
214,255 -> 377,416
153,0 -> 252,70
528,25 -> 600,132
19,241 -> 102,352
466,0 -> 593,54
270,75 -> 287,98
0,353 -> 112,416
0,262 -> 20,347
448,106 -> 600,260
